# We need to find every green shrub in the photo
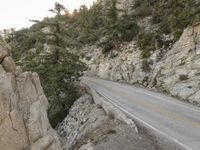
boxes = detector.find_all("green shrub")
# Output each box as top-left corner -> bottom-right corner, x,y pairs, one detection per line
141,50 -> 151,58
116,15 -> 140,42
102,41 -> 115,54
173,30 -> 183,41
133,0 -> 157,9
152,12 -> 162,24
137,32 -> 154,50
132,0 -> 143,9
132,0 -> 200,52
159,21 -> 171,34
100,36 -> 116,54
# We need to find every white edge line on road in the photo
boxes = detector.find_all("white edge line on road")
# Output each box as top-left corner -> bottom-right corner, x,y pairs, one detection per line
95,89 -> 193,150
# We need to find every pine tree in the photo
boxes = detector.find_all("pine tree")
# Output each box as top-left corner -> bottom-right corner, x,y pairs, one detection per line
26,2 -> 86,127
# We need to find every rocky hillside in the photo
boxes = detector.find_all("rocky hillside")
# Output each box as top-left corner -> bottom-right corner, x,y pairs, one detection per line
83,23 -> 200,106
0,37 -> 61,150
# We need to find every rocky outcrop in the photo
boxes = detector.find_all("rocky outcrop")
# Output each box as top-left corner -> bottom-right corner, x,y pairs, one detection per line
0,37 -> 61,150
150,24 -> 200,105
83,24 -> 200,106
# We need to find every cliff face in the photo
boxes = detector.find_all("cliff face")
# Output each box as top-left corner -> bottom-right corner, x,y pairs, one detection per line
0,37 -> 61,150
153,25 -> 200,104
83,24 -> 200,106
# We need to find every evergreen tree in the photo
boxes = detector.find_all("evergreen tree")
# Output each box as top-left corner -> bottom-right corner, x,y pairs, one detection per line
25,2 -> 86,127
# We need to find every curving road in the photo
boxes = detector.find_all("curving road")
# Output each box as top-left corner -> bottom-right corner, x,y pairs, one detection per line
82,77 -> 200,150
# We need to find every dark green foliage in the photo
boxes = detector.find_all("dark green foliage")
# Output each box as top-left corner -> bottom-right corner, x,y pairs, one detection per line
116,14 -> 140,42
105,0 -> 118,24
141,50 -> 151,59
173,30 -> 183,41
137,32 -> 154,50
159,21 -> 171,34
70,0 -> 139,53
133,0 -> 157,9
26,48 -> 86,127
10,3 -> 86,127
101,14 -> 140,52
152,12 -> 162,24
133,0 -> 200,53
102,41 -> 115,54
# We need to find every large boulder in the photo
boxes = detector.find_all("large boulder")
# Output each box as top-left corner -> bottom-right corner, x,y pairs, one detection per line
0,37 -> 61,150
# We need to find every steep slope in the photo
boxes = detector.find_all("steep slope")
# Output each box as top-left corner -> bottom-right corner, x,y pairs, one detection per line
0,37 -> 61,150
83,24 -> 200,106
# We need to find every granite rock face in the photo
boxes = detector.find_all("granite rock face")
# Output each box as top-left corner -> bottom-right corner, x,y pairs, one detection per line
0,37 -> 61,150
153,24 -> 200,105
83,24 -> 200,106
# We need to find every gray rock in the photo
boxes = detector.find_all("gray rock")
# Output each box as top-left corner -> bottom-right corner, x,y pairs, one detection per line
0,45 -> 9,62
1,56 -> 16,73
0,37 -> 61,150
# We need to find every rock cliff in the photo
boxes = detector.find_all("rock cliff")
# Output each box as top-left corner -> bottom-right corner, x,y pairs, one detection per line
83,24 -> 200,106
0,37 -> 61,150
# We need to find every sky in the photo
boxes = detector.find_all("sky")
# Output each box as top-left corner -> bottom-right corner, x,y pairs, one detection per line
0,0 -> 95,30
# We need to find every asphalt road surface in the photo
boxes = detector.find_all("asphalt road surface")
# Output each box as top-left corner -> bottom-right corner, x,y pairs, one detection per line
82,77 -> 200,150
